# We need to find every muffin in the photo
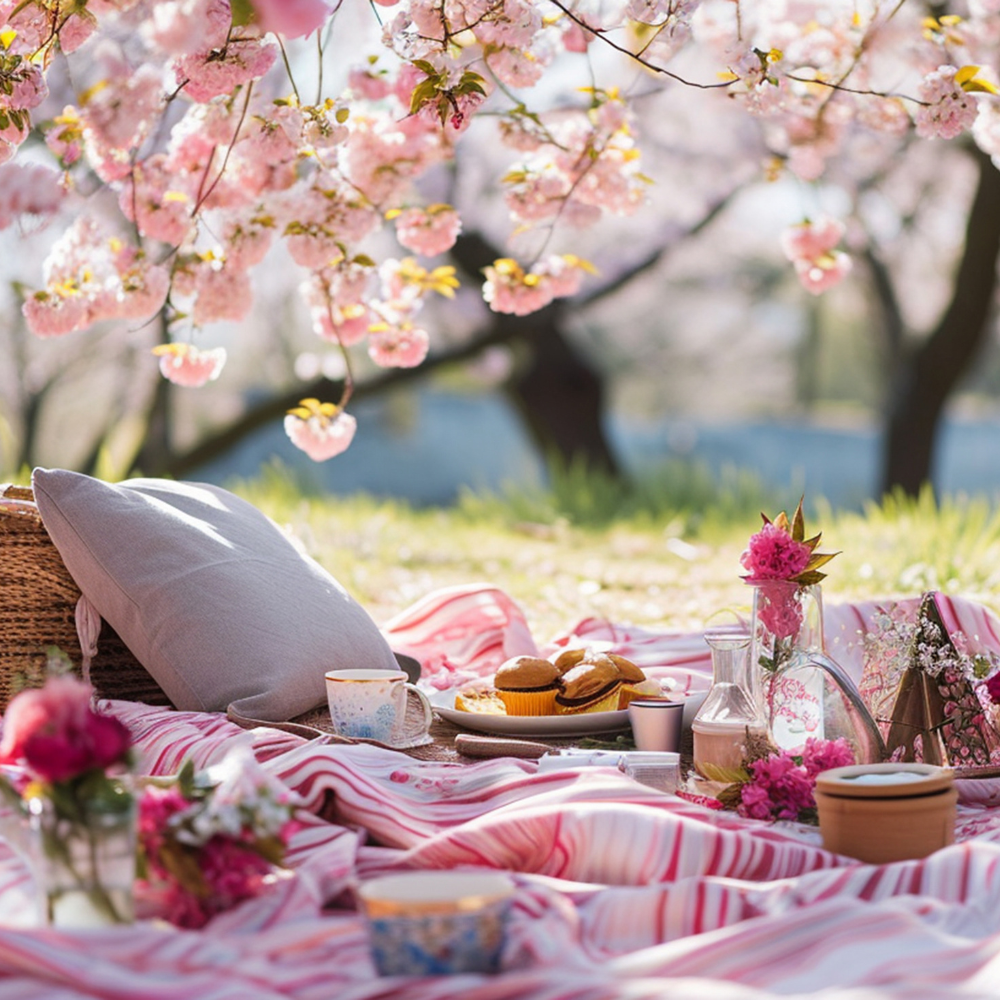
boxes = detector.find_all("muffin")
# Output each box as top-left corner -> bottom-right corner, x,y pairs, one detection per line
608,654 -> 651,708
554,658 -> 623,714
454,688 -> 507,715
494,655 -> 561,716
553,648 -> 586,675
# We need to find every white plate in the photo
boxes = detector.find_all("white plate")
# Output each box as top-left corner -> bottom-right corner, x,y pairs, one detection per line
430,690 -> 631,738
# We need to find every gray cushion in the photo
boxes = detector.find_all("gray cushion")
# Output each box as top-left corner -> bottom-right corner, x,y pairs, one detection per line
31,468 -> 398,719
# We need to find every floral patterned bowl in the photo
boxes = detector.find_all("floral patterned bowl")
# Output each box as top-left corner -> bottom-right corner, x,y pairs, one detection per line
357,871 -> 515,976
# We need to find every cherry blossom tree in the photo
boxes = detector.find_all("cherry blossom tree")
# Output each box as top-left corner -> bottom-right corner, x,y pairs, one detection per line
1,0 -> 999,493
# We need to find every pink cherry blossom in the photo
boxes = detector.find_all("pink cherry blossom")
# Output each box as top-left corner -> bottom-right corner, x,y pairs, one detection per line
793,250 -> 853,295
252,0 -> 330,39
393,205 -> 461,256
0,162 -> 65,230
44,107 -> 84,166
116,254 -> 171,321
57,11 -> 98,53
22,291 -> 89,337
122,158 -> 198,245
780,217 -> 846,261
348,67 -> 392,101
144,0 -> 232,57
368,322 -> 430,368
153,343 -> 227,387
9,61 -> 47,110
0,117 -> 29,166
191,264 -> 253,325
915,66 -> 980,140
176,38 -> 278,104
562,21 -> 592,53
81,64 -> 164,153
284,402 -> 357,461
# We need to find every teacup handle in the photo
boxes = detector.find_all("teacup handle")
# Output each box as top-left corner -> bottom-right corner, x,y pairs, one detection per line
406,683 -> 434,731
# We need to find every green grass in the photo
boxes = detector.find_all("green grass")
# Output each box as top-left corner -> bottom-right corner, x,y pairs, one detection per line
227,461 -> 1000,643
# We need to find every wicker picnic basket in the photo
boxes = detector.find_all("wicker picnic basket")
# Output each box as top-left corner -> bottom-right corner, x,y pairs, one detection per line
0,483 -> 172,712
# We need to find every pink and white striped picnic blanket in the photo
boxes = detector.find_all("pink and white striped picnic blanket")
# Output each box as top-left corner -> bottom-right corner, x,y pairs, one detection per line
3,584 -> 1000,1000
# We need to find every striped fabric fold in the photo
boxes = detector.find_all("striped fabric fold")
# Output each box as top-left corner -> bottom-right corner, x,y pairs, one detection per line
2,584 -> 1000,999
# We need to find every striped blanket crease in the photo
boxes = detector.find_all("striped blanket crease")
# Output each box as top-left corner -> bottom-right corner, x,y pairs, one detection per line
2,583 -> 1000,999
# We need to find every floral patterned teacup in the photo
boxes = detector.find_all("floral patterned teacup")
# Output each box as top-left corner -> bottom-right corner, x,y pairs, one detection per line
358,871 -> 515,976
325,669 -> 432,744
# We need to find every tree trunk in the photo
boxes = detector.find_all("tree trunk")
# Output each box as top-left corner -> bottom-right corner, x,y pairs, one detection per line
449,232 -> 622,479
881,150 -> 1000,496
131,313 -> 174,476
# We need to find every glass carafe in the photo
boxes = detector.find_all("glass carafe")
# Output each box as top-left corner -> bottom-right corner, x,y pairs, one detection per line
751,581 -> 886,764
692,626 -> 768,780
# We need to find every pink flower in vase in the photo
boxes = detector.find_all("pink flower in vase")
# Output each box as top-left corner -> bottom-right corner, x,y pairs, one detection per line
985,673 -> 1000,705
756,582 -> 805,641
0,676 -> 131,783
741,523 -> 811,582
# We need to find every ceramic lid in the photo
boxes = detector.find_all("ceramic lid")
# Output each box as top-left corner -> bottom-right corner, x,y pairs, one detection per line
815,762 -> 954,799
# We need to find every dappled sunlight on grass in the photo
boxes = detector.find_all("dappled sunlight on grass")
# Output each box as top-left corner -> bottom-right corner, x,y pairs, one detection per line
230,466 -> 1000,642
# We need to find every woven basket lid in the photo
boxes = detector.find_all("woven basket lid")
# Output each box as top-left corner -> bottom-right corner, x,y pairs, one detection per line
815,762 -> 953,799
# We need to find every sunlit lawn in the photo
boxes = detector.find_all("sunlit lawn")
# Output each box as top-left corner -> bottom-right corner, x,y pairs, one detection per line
231,464 -> 1000,643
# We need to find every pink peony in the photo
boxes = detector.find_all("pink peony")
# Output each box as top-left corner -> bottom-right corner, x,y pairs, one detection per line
740,523 -> 811,581
756,585 -> 805,641
985,673 -> 1000,705
800,736 -> 855,777
0,676 -> 131,783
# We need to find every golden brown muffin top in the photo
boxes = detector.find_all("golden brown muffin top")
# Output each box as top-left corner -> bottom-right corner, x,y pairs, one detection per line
559,659 -> 621,700
495,655 -> 560,690
553,648 -> 586,675
609,653 -> 645,683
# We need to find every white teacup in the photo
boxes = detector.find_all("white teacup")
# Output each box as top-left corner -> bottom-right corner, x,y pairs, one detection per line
325,669 -> 432,744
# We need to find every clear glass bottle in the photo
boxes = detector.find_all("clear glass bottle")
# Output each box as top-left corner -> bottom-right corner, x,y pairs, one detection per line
692,625 -> 767,780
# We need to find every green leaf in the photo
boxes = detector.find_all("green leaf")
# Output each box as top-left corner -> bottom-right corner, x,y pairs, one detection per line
230,0 -> 256,28
698,762 -> 751,784
409,79 -> 440,116
791,496 -> 805,542
411,59 -> 440,80
804,551 -> 839,571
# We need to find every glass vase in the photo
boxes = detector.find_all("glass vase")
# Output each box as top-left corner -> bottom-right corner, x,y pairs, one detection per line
692,626 -> 767,781
750,580 -> 885,762
27,777 -> 136,928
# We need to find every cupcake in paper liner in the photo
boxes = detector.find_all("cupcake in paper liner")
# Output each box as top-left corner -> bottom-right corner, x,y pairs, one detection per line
494,656 -> 561,716
608,654 -> 652,708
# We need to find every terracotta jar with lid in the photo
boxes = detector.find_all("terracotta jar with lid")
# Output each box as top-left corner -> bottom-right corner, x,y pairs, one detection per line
814,762 -> 956,864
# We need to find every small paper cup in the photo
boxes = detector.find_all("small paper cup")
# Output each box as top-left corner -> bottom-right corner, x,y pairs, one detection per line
627,699 -> 684,752
357,871 -> 515,976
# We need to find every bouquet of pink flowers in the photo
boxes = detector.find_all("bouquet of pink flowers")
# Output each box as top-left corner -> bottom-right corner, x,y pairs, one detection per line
136,748 -> 301,929
0,670 -> 135,925
715,731 -> 856,824
741,498 -> 838,673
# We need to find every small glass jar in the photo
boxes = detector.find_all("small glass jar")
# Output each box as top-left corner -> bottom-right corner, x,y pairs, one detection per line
692,625 -> 767,780
27,777 -> 136,928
